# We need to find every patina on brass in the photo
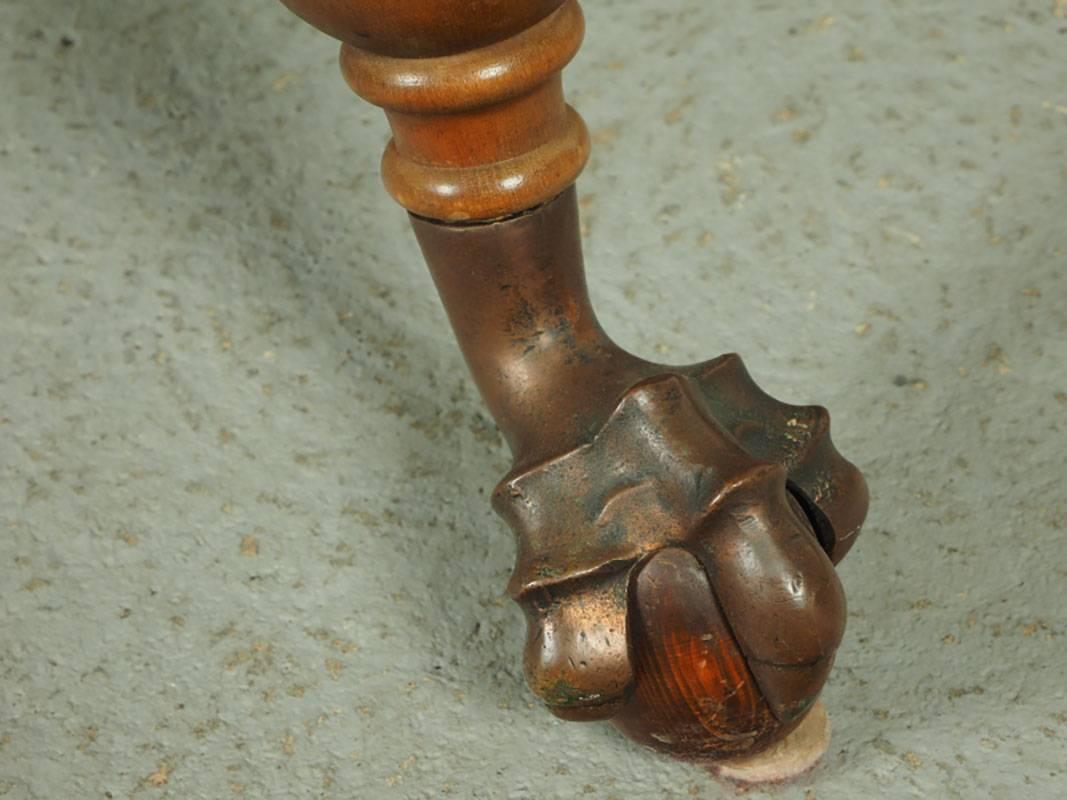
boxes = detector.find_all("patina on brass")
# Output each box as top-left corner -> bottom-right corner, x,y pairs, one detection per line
275,0 -> 869,765
411,189 -> 867,757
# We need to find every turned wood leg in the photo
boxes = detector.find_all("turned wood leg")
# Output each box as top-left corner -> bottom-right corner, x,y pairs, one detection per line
276,0 -> 869,778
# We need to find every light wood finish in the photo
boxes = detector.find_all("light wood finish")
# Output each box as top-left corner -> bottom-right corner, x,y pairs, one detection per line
288,0 -> 589,221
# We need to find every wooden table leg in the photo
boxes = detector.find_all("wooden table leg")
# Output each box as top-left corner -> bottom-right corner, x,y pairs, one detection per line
275,0 -> 869,778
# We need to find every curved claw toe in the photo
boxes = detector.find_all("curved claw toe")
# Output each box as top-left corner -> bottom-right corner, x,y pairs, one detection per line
521,570 -> 633,721
612,517 -> 842,760
614,547 -> 782,759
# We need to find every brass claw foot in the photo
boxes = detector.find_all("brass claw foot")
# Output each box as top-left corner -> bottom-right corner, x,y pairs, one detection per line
493,311 -> 866,760
414,188 -> 868,763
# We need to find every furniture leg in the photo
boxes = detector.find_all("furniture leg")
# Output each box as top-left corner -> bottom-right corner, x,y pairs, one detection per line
275,0 -> 869,777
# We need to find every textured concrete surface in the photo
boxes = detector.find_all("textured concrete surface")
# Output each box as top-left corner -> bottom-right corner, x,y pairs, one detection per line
2,1 -> 1066,798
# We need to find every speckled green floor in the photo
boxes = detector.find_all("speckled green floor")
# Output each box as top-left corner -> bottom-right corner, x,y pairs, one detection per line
2,1 -> 1065,798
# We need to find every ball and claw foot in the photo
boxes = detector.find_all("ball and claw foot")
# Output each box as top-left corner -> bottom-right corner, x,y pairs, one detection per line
495,350 -> 868,765
415,191 -> 870,769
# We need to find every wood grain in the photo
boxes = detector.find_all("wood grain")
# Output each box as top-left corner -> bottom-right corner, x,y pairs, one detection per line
289,0 -> 589,221
613,548 -> 786,759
